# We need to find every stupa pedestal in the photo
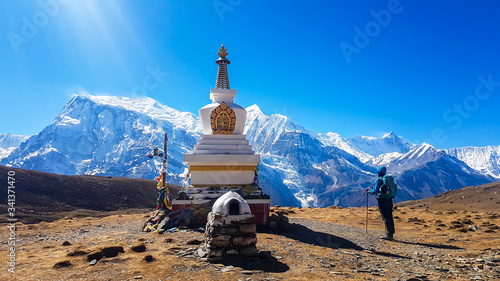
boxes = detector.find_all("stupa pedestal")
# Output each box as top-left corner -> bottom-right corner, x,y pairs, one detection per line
169,45 -> 270,226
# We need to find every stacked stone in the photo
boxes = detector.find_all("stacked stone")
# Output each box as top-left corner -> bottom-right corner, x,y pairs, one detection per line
201,212 -> 258,261
269,212 -> 290,231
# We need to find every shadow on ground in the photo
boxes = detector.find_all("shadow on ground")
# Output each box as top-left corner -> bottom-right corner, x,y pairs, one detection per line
216,254 -> 290,273
393,239 -> 464,250
273,223 -> 410,260
281,223 -> 364,250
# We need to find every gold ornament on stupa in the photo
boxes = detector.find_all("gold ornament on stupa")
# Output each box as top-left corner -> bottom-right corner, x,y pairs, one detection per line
218,45 -> 228,58
211,102 -> 236,134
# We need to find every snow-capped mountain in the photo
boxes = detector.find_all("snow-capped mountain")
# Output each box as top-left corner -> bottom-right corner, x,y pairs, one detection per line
245,106 -> 493,206
0,133 -> 30,159
1,94 -> 201,182
317,132 -> 373,162
445,146 -> 500,179
346,131 -> 417,157
2,94 -> 497,207
383,143 -> 494,201
244,105 -> 376,207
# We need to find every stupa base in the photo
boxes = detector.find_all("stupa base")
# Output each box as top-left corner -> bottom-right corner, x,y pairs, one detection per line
168,198 -> 270,226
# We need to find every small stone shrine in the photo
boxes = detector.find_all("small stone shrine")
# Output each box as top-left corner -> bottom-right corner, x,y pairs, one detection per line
198,191 -> 259,261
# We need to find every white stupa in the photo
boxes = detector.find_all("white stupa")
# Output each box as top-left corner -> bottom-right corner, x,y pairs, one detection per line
184,45 -> 260,187
170,45 -> 269,226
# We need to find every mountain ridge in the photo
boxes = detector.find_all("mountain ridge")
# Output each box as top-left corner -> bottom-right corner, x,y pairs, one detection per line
2,93 -> 497,207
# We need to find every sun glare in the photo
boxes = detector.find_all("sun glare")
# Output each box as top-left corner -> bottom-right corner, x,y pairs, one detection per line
59,1 -> 147,83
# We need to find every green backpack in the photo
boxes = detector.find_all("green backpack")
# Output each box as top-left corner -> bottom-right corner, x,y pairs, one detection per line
378,175 -> 397,199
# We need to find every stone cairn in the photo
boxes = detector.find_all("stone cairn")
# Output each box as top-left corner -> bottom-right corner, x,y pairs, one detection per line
269,211 -> 291,231
198,191 -> 259,261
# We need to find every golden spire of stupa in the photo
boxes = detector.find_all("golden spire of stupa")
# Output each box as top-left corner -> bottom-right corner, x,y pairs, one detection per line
215,44 -> 231,89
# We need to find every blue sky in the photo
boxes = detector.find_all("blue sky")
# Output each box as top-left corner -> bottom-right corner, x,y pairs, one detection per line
1,0 -> 499,149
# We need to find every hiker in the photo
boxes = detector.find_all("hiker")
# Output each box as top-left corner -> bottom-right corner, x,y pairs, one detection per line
366,166 -> 397,240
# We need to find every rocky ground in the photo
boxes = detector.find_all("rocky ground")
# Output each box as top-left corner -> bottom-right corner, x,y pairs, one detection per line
1,200 -> 499,281
1,181 -> 499,280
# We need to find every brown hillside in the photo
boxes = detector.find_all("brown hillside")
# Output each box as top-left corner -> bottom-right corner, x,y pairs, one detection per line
0,165 -> 180,223
397,181 -> 500,212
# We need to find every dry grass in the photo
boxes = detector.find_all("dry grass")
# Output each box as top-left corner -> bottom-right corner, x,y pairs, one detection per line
1,181 -> 498,280
1,202 -> 498,280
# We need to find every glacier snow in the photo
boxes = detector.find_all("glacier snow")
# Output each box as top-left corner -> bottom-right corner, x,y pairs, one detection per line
0,133 -> 31,159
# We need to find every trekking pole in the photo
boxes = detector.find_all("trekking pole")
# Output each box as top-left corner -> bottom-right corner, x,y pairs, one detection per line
366,191 -> 369,234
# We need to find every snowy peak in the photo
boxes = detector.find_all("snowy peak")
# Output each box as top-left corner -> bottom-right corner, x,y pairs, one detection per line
244,104 -> 264,132
445,146 -> 500,179
317,132 -> 372,162
245,104 -> 315,135
400,143 -> 438,162
66,94 -> 201,133
2,93 -> 202,180
387,143 -> 479,176
246,104 -> 263,115
317,132 -> 344,147
385,143 -> 493,200
244,105 -> 314,148
347,132 -> 416,157
382,131 -> 397,138
384,143 -> 436,172
368,143 -> 442,170
69,94 -> 163,112
70,92 -> 202,136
